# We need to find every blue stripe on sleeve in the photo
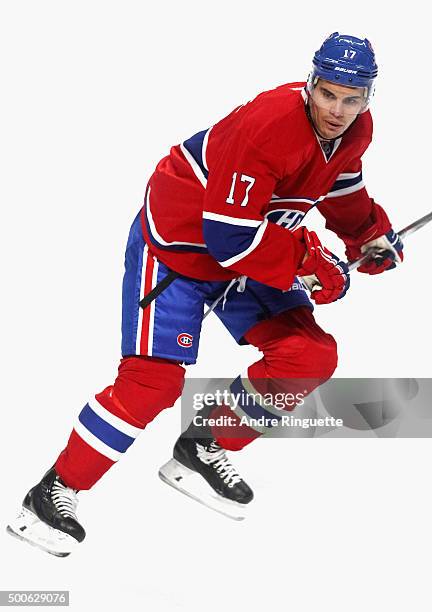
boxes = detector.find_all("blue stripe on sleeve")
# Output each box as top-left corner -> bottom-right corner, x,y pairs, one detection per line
202,218 -> 260,263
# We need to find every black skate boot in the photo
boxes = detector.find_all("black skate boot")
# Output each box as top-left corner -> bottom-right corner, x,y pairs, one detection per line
174,436 -> 254,504
159,431 -> 254,520
7,467 -> 85,557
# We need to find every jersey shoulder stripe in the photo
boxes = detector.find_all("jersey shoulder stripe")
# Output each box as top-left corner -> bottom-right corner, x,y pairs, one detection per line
327,171 -> 364,198
182,128 -> 211,182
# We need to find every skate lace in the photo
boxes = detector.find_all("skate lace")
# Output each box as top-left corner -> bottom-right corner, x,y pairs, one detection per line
196,442 -> 242,488
51,480 -> 79,519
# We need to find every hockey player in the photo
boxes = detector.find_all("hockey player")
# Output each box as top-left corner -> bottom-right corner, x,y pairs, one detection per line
7,33 -> 404,555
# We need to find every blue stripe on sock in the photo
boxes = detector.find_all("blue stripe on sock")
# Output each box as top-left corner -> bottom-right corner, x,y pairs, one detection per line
78,404 -> 135,453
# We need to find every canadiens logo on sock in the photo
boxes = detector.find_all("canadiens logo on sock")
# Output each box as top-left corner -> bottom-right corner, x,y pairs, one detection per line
177,333 -> 193,348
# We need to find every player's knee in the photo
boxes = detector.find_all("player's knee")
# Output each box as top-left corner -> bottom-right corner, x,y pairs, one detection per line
300,333 -> 338,379
298,333 -> 338,379
315,333 -> 338,379
113,356 -> 185,426
265,332 -> 338,380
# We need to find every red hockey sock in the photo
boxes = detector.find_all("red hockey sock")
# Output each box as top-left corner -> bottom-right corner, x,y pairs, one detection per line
55,356 -> 185,490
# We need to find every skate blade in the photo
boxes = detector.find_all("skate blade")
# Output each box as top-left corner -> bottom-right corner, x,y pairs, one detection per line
158,458 -> 248,521
6,507 -> 77,557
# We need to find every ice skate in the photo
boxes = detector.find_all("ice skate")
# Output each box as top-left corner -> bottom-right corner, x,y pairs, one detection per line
159,436 -> 253,521
7,467 -> 85,557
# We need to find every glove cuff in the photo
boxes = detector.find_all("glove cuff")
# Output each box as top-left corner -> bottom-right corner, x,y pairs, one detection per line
338,203 -> 392,249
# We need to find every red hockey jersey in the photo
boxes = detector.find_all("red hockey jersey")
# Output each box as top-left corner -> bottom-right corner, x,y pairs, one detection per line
141,82 -> 382,290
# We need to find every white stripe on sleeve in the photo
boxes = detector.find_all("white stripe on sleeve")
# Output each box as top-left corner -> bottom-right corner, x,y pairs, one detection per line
326,181 -> 365,198
202,127 -> 212,171
180,143 -> 207,188
336,171 -> 362,180
203,211 -> 262,227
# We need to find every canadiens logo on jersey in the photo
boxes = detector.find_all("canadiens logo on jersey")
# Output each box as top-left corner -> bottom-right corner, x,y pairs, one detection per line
265,208 -> 305,230
177,333 -> 193,348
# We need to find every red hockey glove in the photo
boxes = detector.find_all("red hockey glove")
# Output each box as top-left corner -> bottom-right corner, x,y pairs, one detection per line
340,204 -> 404,275
294,227 -> 350,305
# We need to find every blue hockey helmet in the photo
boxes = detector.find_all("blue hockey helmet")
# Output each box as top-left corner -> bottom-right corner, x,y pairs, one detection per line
307,32 -> 378,108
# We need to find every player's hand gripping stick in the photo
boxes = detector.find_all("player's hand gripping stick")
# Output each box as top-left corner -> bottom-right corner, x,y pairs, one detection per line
301,209 -> 432,293
294,227 -> 350,305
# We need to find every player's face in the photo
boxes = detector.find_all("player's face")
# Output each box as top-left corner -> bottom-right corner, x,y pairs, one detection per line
308,80 -> 367,139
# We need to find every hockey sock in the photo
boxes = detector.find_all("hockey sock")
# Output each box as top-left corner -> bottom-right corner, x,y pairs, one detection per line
55,356 -> 185,490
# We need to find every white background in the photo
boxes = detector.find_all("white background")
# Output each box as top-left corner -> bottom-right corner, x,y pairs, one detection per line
1,1 -> 431,610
